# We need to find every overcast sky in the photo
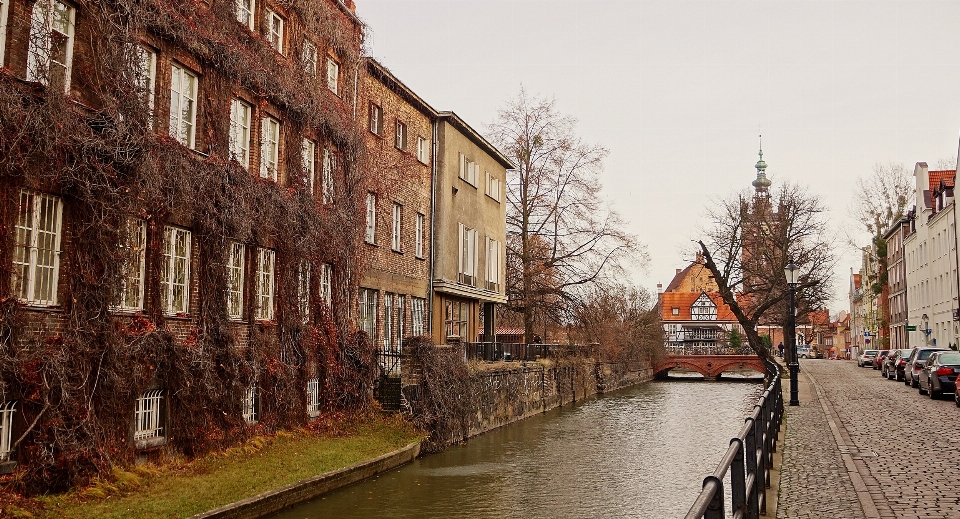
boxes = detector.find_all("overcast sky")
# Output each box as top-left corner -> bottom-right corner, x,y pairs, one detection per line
357,0 -> 960,313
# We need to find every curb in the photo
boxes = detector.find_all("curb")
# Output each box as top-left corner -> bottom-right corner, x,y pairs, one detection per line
189,441 -> 421,519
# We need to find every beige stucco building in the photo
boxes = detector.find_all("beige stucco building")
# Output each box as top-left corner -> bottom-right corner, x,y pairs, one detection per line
430,112 -> 513,344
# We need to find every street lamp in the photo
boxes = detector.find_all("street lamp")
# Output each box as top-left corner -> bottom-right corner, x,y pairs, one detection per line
784,262 -> 800,406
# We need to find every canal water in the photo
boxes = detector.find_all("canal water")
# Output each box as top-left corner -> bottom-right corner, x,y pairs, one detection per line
271,375 -> 763,519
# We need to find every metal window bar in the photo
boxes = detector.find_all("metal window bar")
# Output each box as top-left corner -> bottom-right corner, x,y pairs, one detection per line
134,390 -> 164,441
306,378 -> 321,415
242,385 -> 258,424
0,400 -> 16,461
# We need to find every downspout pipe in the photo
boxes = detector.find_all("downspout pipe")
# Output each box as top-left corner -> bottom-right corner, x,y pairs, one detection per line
428,119 -> 438,335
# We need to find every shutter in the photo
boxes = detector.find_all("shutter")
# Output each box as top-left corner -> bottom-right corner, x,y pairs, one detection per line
484,236 -> 491,283
458,223 -> 464,274
459,153 -> 465,178
472,229 -> 479,279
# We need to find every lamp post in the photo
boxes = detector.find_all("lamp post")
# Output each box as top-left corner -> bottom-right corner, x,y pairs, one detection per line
785,262 -> 800,406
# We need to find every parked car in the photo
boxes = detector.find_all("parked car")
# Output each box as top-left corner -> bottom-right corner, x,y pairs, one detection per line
920,351 -> 960,398
796,345 -> 811,359
858,350 -> 879,367
884,349 -> 913,380
905,347 -> 950,388
873,350 -> 889,370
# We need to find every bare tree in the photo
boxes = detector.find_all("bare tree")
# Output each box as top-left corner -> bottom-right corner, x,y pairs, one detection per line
489,89 -> 640,341
570,283 -> 665,364
849,162 -> 913,241
697,182 -> 836,359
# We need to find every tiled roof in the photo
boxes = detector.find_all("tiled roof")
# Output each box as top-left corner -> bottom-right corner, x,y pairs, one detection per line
929,170 -> 956,190
661,291 -> 737,322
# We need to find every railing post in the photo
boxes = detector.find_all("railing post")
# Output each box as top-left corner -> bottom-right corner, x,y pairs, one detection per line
730,437 -> 747,517
744,417 -> 760,519
703,476 -> 724,519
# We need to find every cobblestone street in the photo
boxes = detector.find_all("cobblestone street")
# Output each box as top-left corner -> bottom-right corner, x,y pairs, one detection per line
778,359 -> 960,519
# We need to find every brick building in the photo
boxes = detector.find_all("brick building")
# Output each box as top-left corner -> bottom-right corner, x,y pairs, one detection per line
659,255 -> 742,351
0,0 -> 364,486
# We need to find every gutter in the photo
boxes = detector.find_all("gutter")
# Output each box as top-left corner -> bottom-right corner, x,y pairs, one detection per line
428,119 -> 438,335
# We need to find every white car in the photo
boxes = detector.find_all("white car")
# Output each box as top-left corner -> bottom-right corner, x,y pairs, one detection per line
858,350 -> 879,367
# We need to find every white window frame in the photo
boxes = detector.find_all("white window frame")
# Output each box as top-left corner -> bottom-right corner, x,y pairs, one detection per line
369,103 -> 382,135
395,120 -> 407,151
391,203 -> 402,252
691,293 -> 718,321
306,378 -> 321,417
134,390 -> 165,446
0,0 -> 11,68
486,172 -> 502,202
458,153 -> 478,186
255,248 -> 275,321
326,57 -> 339,95
13,190 -> 63,306
320,263 -> 332,308
169,63 -> 198,148
226,241 -> 245,320
302,40 -> 318,76
161,226 -> 191,315
297,261 -> 310,323
458,223 -> 478,285
322,147 -> 334,204
411,297 -> 425,337
0,400 -> 16,462
230,99 -> 252,168
396,294 -> 405,344
242,385 -> 258,424
236,0 -> 255,29
415,213 -> 424,258
134,45 -> 157,128
26,0 -> 76,92
359,288 -> 377,338
260,116 -> 280,181
117,217 -> 146,311
486,236 -> 501,291
416,136 -> 429,164
383,293 -> 393,350
265,9 -> 284,54
365,193 -> 377,244
302,139 -> 316,193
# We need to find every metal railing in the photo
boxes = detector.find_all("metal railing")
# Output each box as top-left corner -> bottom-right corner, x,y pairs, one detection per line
665,345 -> 757,356
684,359 -> 783,519
463,342 -> 558,362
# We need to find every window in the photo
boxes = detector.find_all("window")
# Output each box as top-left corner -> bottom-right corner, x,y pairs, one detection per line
322,147 -> 334,204
236,0 -> 254,29
260,116 -> 280,181
255,248 -> 275,321
485,237 -> 501,291
265,10 -> 283,53
302,139 -> 316,193
411,297 -> 426,337
134,390 -> 165,448
396,295 -> 405,343
415,213 -> 424,258
26,0 -> 76,91
117,218 -> 146,311
297,261 -> 310,322
133,45 -> 157,126
0,0 -> 10,67
365,193 -> 377,244
486,172 -> 502,202
444,300 -> 468,340
326,57 -> 339,94
359,288 -> 377,338
383,293 -> 393,350
416,136 -> 430,164
671,307 -> 679,316
391,203 -> 402,252
230,99 -> 252,168
226,241 -> 245,320
319,263 -> 332,307
169,63 -> 198,148
13,191 -> 62,306
0,400 -> 15,462
161,227 -> 191,315
459,153 -> 478,186
302,41 -> 317,75
458,223 -> 478,285
306,378 -> 321,417
242,385 -> 258,424
369,103 -> 383,135
395,121 -> 407,151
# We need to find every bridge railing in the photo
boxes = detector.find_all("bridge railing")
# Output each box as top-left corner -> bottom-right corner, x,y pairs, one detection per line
665,345 -> 757,356
683,359 -> 783,519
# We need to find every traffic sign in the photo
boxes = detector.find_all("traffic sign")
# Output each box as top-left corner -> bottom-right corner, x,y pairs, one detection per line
865,339 -> 871,344
906,325 -> 917,331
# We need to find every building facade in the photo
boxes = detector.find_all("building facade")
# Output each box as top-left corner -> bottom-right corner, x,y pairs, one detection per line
884,217 -> 910,350
659,256 -> 742,351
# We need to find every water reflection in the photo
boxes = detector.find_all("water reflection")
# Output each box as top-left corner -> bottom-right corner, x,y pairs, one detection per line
271,378 -> 762,519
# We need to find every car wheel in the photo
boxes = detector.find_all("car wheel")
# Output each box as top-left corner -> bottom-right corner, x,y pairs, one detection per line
931,384 -> 941,399
955,392 -> 960,408
919,383 -> 928,395
912,377 -> 920,388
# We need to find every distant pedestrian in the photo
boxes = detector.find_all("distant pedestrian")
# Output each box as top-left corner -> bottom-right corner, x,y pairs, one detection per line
778,342 -> 784,358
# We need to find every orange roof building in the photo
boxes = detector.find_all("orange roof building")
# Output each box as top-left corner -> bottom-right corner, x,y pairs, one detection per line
659,257 -> 742,351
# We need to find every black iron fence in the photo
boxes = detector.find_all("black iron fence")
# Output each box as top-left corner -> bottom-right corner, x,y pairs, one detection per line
462,342 -> 564,362
684,359 -> 783,519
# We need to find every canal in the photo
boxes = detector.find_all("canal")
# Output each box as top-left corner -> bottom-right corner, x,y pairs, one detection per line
271,375 -> 763,519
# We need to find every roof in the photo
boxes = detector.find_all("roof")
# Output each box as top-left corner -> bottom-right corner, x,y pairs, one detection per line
436,111 -> 516,170
660,291 -> 736,322
365,59 -> 438,119
929,170 -> 956,191
495,327 -> 524,336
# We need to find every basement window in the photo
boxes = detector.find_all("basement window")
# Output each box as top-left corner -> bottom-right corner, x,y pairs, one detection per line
134,390 -> 166,449
242,385 -> 259,424
0,400 -> 16,463
306,378 -> 321,417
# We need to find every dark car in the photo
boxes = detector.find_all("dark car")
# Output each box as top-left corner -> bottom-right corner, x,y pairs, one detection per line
920,351 -> 960,398
905,347 -> 950,388
885,349 -> 913,380
873,350 -> 889,370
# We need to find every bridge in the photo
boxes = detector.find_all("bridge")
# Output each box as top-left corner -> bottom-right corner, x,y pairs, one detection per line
653,354 -> 766,380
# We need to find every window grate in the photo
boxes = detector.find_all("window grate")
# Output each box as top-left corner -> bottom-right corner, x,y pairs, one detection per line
134,390 -> 164,441
0,401 -> 16,462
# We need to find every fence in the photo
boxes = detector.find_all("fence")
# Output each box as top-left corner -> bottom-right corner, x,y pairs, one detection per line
683,359 -> 783,519
462,342 -> 563,362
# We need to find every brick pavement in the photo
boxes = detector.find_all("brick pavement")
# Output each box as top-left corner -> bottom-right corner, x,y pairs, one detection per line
777,359 -> 960,519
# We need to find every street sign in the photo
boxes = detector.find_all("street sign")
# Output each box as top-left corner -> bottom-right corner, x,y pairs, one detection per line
906,325 -> 917,331
864,331 -> 871,337
865,339 -> 871,344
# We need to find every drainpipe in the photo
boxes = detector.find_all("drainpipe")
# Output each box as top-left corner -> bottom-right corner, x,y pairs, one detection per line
953,203 -> 960,349
428,119 -> 439,336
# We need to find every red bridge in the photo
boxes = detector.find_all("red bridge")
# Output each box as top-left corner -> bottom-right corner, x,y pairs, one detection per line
653,354 -> 766,381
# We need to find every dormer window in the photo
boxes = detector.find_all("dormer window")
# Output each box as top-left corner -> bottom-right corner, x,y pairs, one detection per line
690,292 -> 717,321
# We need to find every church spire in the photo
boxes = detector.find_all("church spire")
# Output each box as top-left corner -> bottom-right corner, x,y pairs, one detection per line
751,134 -> 771,195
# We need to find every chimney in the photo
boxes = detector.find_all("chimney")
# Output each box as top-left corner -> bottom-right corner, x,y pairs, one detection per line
695,251 -> 703,263
656,283 -> 663,294
676,269 -> 681,275
345,0 -> 356,11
